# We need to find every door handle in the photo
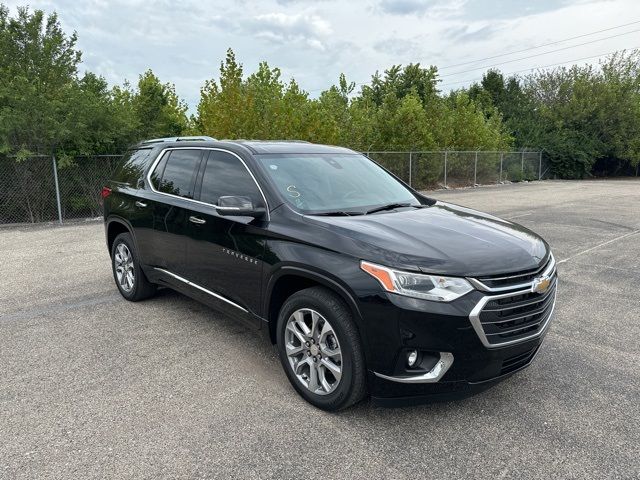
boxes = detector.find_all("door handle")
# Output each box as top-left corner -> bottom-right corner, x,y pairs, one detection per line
135,201 -> 147,208
189,216 -> 206,225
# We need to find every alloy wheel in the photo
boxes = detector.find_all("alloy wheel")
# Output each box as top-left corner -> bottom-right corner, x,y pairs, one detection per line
285,308 -> 343,395
114,243 -> 135,293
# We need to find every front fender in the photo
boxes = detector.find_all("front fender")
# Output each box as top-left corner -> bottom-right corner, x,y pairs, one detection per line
264,263 -> 364,323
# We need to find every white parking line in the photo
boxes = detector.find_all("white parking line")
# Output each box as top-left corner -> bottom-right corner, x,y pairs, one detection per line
557,230 -> 640,265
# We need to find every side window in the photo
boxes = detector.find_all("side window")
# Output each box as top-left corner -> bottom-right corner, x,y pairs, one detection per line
149,151 -> 169,188
115,148 -> 153,187
151,149 -> 202,198
199,151 -> 263,206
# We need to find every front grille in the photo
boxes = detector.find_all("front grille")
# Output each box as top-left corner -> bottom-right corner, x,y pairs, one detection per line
500,346 -> 540,375
477,279 -> 557,346
476,255 -> 553,290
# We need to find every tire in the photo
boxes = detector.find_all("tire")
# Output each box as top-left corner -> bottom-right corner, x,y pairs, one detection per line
111,232 -> 156,301
276,287 -> 367,411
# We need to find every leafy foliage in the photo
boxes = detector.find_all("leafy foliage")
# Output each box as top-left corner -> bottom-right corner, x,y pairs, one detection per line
196,52 -> 511,153
468,54 -> 640,177
2,5 -> 640,179
0,5 -> 188,158
0,6 -> 81,156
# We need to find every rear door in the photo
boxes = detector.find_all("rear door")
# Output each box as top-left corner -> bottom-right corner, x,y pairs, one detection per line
146,148 -> 205,275
183,149 -> 268,324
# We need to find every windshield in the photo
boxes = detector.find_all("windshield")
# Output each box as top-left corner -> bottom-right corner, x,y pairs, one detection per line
256,153 -> 419,214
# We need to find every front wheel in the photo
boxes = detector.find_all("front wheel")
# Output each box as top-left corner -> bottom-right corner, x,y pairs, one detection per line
276,287 -> 367,411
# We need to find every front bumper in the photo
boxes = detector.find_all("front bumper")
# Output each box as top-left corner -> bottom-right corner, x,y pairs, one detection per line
359,276 -> 557,403
368,339 -> 544,406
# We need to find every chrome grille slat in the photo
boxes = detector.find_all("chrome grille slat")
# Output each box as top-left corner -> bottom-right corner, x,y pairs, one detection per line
468,254 -> 556,293
480,283 -> 556,324
469,273 -> 558,348
485,317 -> 547,337
480,301 -> 553,325
481,282 -> 556,339
482,285 -> 556,312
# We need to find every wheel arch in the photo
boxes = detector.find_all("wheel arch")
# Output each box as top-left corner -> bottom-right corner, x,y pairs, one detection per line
106,217 -> 135,255
264,266 -> 364,346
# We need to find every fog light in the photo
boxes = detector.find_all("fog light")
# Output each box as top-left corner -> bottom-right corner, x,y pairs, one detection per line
407,350 -> 418,367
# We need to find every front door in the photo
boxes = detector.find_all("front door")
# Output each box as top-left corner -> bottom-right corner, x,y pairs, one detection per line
183,149 -> 268,325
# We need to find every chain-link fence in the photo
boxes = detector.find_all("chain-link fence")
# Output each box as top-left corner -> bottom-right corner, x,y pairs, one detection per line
0,150 -> 547,226
0,155 -> 122,225
366,150 -> 548,190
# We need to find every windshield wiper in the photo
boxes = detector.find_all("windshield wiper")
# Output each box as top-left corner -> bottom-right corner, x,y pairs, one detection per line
365,203 -> 423,215
313,210 -> 364,216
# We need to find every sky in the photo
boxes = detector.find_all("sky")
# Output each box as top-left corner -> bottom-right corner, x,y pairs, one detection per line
4,0 -> 640,110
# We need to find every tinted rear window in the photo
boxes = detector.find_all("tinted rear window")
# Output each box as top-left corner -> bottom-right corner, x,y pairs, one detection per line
153,149 -> 202,198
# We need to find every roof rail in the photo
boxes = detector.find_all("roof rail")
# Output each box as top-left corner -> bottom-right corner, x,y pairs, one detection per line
141,136 -> 217,144
227,139 -> 311,144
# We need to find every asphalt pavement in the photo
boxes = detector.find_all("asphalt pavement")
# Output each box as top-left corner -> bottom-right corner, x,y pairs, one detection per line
1,179 -> 639,479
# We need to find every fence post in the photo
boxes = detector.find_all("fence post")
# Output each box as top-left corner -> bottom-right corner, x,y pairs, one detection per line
52,155 -> 63,225
499,153 -> 503,183
538,151 -> 542,180
521,151 -> 525,173
474,151 -> 478,186
444,151 -> 448,188
408,152 -> 412,187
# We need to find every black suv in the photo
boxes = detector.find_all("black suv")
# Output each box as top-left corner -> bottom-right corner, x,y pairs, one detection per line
103,137 -> 557,410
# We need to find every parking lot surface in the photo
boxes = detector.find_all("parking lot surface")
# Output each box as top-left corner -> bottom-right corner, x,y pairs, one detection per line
1,179 -> 639,479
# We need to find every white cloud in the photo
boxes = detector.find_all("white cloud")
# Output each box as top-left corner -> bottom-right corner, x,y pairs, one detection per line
377,0 -> 467,18
249,12 -> 332,50
378,0 -> 434,15
237,11 -> 334,51
2,0 -> 639,110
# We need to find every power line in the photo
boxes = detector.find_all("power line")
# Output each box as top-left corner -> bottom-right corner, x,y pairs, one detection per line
438,47 -> 638,89
306,21 -> 640,94
438,28 -> 640,78
439,19 -> 640,69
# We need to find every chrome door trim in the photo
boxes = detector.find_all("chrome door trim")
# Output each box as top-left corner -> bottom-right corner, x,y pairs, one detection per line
145,147 -> 271,221
374,352 -> 454,383
154,267 -> 248,313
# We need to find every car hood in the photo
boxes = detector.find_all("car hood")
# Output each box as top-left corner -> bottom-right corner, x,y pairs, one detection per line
302,202 -> 549,277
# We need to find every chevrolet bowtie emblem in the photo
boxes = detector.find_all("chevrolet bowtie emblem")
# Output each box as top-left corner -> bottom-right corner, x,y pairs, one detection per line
531,276 -> 551,294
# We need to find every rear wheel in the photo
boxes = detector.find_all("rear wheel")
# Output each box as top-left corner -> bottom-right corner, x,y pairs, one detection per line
111,232 -> 156,301
276,287 -> 367,411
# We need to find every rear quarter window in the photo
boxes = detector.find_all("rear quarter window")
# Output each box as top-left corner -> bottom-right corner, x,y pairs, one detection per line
113,148 -> 154,187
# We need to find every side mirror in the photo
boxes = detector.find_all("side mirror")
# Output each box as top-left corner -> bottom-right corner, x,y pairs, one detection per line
216,195 -> 266,218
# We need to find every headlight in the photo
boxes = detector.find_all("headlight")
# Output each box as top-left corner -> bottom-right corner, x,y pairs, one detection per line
360,261 -> 473,302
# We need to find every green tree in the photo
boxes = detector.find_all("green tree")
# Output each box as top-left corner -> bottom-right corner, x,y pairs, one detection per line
132,70 -> 188,140
197,48 -> 249,138
375,92 -> 433,150
244,62 -> 286,138
361,63 -> 439,107
8,2 -> 640,183
0,6 -> 81,157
